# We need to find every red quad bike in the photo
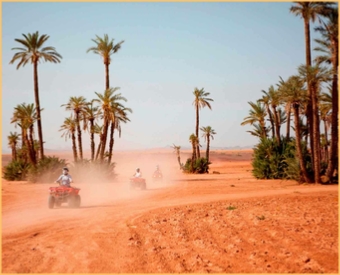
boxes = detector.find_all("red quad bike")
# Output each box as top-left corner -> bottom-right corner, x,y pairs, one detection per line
129,177 -> 147,190
152,170 -> 163,183
48,185 -> 81,209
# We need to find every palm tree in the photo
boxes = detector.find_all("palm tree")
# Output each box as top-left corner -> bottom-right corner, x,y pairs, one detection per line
83,100 -> 101,161
278,75 -> 311,183
62,96 -> 88,161
298,64 -> 331,183
189,134 -> 198,171
290,2 -> 335,166
266,85 -> 281,144
200,126 -> 216,162
314,7 -> 338,179
87,34 -> 124,90
107,104 -> 132,165
94,87 -> 125,161
10,31 -> 62,159
94,123 -> 104,161
11,103 -> 38,166
241,101 -> 267,138
319,90 -> 332,163
172,144 -> 182,170
259,91 -> 275,138
247,123 -> 270,139
192,88 -> 213,158
59,117 -> 78,163
8,132 -> 20,161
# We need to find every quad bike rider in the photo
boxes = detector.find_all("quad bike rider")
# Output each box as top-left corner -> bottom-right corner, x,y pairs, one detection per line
129,168 -> 146,190
48,167 -> 81,209
152,165 -> 163,182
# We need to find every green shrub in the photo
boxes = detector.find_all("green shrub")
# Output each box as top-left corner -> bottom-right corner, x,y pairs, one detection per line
27,156 -> 67,183
252,137 -> 296,179
3,159 -> 31,181
183,157 -> 210,174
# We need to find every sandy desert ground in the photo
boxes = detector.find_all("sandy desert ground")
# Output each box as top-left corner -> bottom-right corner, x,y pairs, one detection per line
1,149 -> 338,273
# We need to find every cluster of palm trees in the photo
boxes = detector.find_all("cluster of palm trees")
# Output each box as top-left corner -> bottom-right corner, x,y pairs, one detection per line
173,88 -> 216,171
8,31 -> 131,167
60,89 -> 131,164
241,2 -> 338,183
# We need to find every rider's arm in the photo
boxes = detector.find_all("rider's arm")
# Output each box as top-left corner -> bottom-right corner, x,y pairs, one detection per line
55,175 -> 62,183
68,175 -> 73,183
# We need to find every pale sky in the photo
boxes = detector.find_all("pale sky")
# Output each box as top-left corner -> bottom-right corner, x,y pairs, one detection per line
2,1 -> 326,152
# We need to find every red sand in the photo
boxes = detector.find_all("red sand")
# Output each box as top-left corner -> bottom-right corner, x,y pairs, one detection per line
1,149 -> 338,273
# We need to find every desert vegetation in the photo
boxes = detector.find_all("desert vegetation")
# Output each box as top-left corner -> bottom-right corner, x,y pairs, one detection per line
241,2 -> 338,184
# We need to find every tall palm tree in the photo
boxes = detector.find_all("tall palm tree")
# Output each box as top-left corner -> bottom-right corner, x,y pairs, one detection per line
11,103 -> 38,165
62,96 -> 88,161
290,2 -> 335,165
8,132 -> 20,161
192,88 -> 213,158
10,31 -> 62,159
107,104 -> 132,165
279,75 -> 311,183
83,100 -> 101,161
94,87 -> 125,161
241,101 -> 267,138
314,7 -> 338,179
171,144 -> 182,170
200,126 -> 216,162
87,34 -> 124,90
59,117 -> 78,163
298,64 -> 331,183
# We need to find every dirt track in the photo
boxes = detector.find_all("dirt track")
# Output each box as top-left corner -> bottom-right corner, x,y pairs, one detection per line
1,150 -> 338,273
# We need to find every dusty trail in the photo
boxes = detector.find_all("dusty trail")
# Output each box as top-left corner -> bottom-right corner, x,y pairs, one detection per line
2,150 -> 338,273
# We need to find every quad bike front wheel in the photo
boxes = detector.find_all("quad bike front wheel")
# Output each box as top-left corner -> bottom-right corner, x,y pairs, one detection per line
48,196 -> 55,209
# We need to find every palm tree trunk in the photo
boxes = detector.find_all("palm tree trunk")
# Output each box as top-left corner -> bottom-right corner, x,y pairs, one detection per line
266,105 -> 275,138
95,141 -> 101,161
105,63 -> 109,90
312,86 -> 321,183
323,119 -> 329,163
293,104 -> 311,183
326,40 -> 338,179
195,105 -> 200,158
191,143 -> 197,172
24,130 -> 35,166
100,119 -> 109,161
11,145 -> 16,161
90,120 -> 95,161
108,121 -> 115,165
29,125 -> 37,165
272,106 -> 280,144
71,133 -> 78,163
33,61 -> 44,159
75,112 -> 83,160
286,103 -> 291,140
304,18 -> 314,167
206,136 -> 210,162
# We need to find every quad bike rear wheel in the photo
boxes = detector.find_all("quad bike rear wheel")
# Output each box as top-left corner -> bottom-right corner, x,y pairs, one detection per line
68,195 -> 81,208
48,196 -> 55,209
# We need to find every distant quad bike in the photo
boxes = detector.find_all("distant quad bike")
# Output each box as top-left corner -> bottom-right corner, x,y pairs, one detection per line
129,177 -> 147,190
48,185 -> 81,209
152,170 -> 163,182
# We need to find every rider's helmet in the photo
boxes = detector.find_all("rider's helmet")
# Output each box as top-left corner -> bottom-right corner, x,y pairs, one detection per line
156,165 -> 159,170
136,168 -> 140,172
63,167 -> 69,175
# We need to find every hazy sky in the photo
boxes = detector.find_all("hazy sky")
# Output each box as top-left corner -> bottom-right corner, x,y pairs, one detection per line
2,2 -> 324,152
